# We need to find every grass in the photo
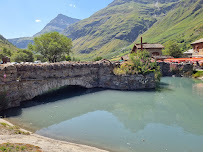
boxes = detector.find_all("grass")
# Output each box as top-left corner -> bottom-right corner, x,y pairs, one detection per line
0,123 -> 40,151
193,71 -> 203,78
0,143 -> 42,152
5,0 -> 202,61
0,35 -> 17,52
136,0 -> 203,51
63,0 -> 178,61
0,122 -> 30,135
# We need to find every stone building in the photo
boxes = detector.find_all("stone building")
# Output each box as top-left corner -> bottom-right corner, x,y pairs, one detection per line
191,38 -> 203,57
131,43 -> 164,56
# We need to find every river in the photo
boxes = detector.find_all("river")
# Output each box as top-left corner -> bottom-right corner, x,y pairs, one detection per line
1,77 -> 203,152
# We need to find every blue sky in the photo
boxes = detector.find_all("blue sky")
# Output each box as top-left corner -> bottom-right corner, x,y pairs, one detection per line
0,0 -> 113,39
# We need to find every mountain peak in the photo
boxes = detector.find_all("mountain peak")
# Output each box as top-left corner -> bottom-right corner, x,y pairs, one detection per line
34,14 -> 80,37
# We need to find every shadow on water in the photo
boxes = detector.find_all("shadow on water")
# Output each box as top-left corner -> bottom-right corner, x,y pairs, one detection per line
0,80 -> 173,118
0,85 -> 104,118
1,77 -> 203,136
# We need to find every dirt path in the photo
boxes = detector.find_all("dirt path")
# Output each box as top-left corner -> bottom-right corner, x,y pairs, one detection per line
0,119 -> 109,152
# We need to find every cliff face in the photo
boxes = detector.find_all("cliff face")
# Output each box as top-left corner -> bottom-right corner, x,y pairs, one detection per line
0,61 -> 155,110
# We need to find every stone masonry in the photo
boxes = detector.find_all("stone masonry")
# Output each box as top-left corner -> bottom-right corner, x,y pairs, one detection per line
0,60 -> 155,110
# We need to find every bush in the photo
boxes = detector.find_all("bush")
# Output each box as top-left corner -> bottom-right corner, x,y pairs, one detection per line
0,48 -> 13,59
93,56 -> 103,61
193,71 -> 203,78
164,40 -> 183,58
65,55 -> 71,61
114,50 -> 161,81
34,54 -> 46,62
12,49 -> 34,62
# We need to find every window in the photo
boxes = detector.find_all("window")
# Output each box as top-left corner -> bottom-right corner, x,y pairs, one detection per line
152,52 -> 160,56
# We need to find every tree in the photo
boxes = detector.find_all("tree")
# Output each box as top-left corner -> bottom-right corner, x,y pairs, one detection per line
28,32 -> 72,63
164,40 -> 183,58
12,49 -> 34,62
0,47 -> 13,59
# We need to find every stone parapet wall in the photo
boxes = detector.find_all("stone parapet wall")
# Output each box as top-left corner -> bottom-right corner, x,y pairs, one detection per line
0,61 -> 155,110
158,62 -> 193,77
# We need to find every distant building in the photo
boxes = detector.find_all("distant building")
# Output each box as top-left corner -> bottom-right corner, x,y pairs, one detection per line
191,38 -> 203,57
183,49 -> 193,58
132,43 -> 164,56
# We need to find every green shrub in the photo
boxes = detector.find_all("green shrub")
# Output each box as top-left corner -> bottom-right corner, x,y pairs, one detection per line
93,56 -> 103,61
0,47 -> 13,59
114,50 -> 161,81
193,71 -> 203,78
65,55 -> 71,61
164,40 -> 183,58
12,49 -> 34,62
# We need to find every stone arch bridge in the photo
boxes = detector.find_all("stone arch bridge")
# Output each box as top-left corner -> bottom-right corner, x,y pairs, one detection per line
0,61 -> 155,109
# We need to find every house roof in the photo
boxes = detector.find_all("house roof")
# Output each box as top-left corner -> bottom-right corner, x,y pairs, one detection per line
191,38 -> 203,45
135,43 -> 164,49
184,49 -> 193,54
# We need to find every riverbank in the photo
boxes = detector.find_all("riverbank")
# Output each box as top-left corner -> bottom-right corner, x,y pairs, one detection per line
0,119 -> 109,152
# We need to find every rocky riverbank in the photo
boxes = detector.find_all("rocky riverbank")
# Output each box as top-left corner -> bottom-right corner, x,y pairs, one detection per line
0,119 -> 109,152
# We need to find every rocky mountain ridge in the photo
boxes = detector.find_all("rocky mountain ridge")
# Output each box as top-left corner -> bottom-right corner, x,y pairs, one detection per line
8,14 -> 80,49
7,0 -> 203,60
34,14 -> 80,37
62,0 -> 181,60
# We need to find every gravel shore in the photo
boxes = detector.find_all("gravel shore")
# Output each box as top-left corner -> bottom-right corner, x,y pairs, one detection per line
0,119 -> 109,152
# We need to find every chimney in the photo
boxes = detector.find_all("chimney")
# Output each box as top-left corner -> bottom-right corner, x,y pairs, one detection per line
141,37 -> 143,51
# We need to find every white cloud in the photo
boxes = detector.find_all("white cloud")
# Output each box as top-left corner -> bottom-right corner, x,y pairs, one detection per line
35,19 -> 41,23
69,4 -> 76,8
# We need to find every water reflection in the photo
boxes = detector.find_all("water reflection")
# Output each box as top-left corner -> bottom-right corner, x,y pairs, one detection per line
193,83 -> 203,96
1,77 -> 203,152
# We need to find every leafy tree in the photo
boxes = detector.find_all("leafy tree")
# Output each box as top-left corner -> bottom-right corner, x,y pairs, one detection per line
164,40 -> 183,58
28,32 -> 72,63
0,47 -> 13,59
34,54 -> 47,62
12,49 -> 34,62
93,56 -> 103,61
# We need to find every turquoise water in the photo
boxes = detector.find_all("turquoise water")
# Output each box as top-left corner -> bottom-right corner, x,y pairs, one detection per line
2,77 -> 203,152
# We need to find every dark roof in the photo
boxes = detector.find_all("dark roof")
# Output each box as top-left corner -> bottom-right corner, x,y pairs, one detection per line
135,43 -> 164,49
191,38 -> 203,45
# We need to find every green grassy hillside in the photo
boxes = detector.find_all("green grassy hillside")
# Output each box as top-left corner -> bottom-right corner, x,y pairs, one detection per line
0,35 -> 17,51
63,0 -> 179,60
136,0 -> 203,50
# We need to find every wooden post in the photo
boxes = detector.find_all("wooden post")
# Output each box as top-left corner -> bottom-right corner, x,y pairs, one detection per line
141,37 -> 143,51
